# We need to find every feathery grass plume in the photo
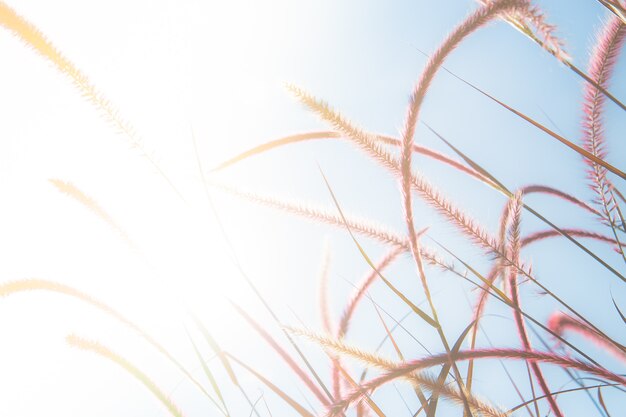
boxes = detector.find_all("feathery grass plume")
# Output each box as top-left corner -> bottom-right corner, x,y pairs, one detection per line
506,192 -> 563,417
480,0 -> 568,61
548,311 -> 626,363
66,334 -> 185,417
327,347 -> 626,417
403,375 -> 507,417
48,179 -> 135,249
212,181 -> 408,249
0,2 -> 139,146
225,353 -> 316,417
286,84 -> 405,174
232,302 -> 330,406
286,327 -> 508,417
0,278 -> 227,414
287,85 -> 500,258
490,0 -> 626,113
0,2 -> 185,200
400,373 -> 507,417
210,181 -> 454,271
507,192 -> 523,269
586,10 -> 625,162
582,14 -> 626,257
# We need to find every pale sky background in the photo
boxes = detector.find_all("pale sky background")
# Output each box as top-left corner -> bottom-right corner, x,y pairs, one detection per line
0,0 -> 624,416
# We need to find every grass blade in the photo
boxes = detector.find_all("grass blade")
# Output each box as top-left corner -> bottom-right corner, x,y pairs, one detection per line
185,329 -> 230,416
369,297 -> 430,414
318,168 -> 436,328
226,353 -> 316,417
427,320 -> 476,417
597,387 -> 613,417
437,64 -> 626,181
612,296 -> 626,325
508,383 -> 620,413
232,302 -> 330,405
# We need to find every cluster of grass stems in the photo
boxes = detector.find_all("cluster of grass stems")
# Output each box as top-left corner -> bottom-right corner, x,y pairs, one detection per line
1,0 -> 626,416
